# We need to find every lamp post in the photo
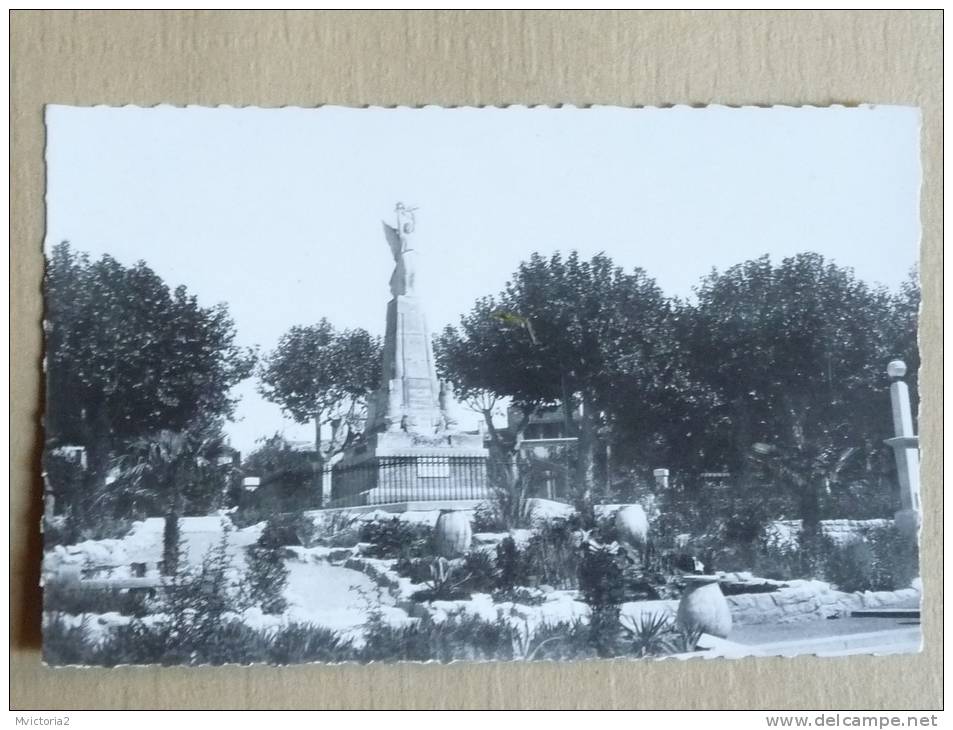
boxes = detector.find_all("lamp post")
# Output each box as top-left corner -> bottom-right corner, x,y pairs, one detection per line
885,360 -> 920,536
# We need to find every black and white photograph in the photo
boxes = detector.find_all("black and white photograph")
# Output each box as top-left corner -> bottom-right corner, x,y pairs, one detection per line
41,104 -> 922,666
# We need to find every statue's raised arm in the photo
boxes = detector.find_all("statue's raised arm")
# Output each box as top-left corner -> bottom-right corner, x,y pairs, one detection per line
382,202 -> 417,296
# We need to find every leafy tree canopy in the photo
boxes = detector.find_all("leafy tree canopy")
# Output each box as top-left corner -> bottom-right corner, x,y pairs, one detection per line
435,251 -> 673,414
257,320 -> 381,455
45,242 -> 255,460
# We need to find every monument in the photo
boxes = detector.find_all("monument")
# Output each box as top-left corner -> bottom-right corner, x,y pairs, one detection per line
331,204 -> 488,506
885,359 -> 921,537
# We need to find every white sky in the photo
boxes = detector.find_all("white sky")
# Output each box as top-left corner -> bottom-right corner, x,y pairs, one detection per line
45,105 -> 921,455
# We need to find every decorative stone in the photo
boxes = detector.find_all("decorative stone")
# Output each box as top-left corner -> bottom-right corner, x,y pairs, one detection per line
434,510 -> 472,558
677,575 -> 733,639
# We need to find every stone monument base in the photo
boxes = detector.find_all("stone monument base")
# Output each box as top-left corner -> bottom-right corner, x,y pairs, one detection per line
331,430 -> 489,506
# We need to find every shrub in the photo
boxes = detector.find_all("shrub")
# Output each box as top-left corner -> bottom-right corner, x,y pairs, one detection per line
141,528 -> 250,658
43,583 -> 153,617
821,525 -> 919,592
42,614 -> 97,666
258,512 -> 304,546
523,519 -> 581,589
458,549 -> 498,593
491,586 -> 546,606
359,609 -> 513,663
748,525 -> 827,582
263,623 -> 357,664
76,516 -> 135,542
471,501 -> 505,533
83,618 -> 358,666
621,611 -> 674,657
578,542 -> 627,657
485,458 -> 536,530
358,518 -> 433,559
394,556 -> 433,583
315,511 -> 360,547
42,518 -> 77,548
399,550 -> 498,594
409,557 -> 472,602
821,540 -> 877,593
494,536 -> 528,591
244,517 -> 291,614
521,618 -> 593,661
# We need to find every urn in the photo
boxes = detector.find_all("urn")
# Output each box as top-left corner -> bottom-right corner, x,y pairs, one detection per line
434,510 -> 472,558
676,575 -> 732,639
614,504 -> 649,549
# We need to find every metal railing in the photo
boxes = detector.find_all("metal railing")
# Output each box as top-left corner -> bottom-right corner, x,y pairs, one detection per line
325,455 -> 492,509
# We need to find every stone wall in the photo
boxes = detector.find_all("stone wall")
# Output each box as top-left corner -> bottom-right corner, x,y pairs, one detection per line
726,578 -> 920,626
767,518 -> 892,550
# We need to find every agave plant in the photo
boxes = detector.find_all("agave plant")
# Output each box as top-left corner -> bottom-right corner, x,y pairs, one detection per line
621,611 -> 676,658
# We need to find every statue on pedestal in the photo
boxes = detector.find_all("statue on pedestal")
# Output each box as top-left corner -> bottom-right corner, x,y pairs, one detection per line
382,202 -> 418,297
331,203 -> 489,505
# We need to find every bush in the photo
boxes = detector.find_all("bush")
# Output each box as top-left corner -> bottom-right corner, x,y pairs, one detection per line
471,501 -> 505,533
458,549 -> 499,593
521,618 -> 593,661
314,511 -> 360,547
358,517 -> 433,559
42,518 -> 77,548
495,536 -> 529,591
263,623 -> 356,664
244,517 -> 291,614
359,609 -> 513,663
394,556 -> 433,583
76,516 -> 137,543
253,512 -> 303,547
409,557 -> 472,602
42,614 -> 96,666
621,612 -> 702,657
485,458 -> 536,530
821,525 -> 919,592
821,540 -> 877,593
72,618 -> 358,666
578,542 -> 627,658
523,519 -> 581,589
43,582 -> 152,617
491,587 -> 546,606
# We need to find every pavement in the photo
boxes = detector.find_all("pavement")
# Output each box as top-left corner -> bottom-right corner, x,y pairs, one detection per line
725,616 -> 922,657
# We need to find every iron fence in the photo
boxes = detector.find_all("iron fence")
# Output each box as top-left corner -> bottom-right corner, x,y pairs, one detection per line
325,455 -> 490,509
323,455 -> 573,509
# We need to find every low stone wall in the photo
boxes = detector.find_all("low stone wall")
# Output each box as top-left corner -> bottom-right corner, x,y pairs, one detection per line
727,578 -> 920,626
767,518 -> 892,549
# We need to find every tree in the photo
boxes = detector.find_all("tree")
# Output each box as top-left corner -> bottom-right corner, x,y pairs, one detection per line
435,251 -> 674,508
44,242 -> 255,524
885,265 -> 921,413
685,253 -> 911,526
240,433 -> 316,512
257,320 -> 381,503
114,425 -> 234,576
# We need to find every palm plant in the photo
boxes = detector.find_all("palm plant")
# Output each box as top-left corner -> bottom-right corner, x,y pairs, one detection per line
114,425 -> 231,576
750,436 -> 858,532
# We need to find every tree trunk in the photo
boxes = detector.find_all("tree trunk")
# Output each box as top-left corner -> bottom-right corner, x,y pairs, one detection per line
313,413 -> 325,508
574,397 -> 598,524
162,474 -> 181,577
799,476 -> 821,532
